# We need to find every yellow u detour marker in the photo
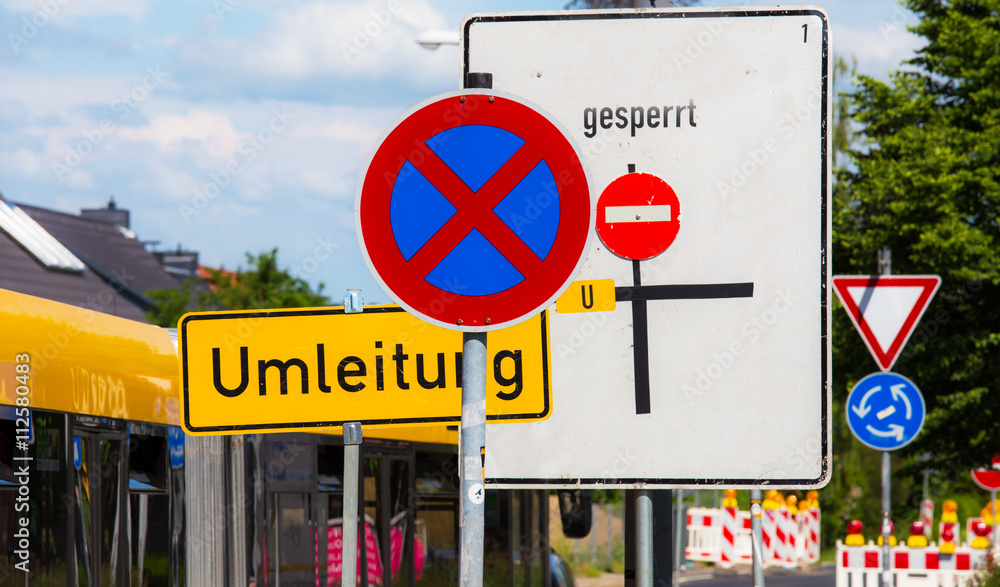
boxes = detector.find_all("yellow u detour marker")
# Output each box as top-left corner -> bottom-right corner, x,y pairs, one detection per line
555,279 -> 616,314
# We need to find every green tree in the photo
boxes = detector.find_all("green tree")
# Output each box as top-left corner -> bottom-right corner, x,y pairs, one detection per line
145,248 -> 329,326
145,280 -> 198,328
832,0 -> 1000,535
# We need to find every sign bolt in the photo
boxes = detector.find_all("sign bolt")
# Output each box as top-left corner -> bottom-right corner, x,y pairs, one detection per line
457,318 -> 464,325
488,96 -> 494,103
485,318 -> 491,325
460,96 -> 466,103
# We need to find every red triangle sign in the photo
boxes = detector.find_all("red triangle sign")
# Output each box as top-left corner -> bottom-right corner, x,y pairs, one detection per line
832,275 -> 941,371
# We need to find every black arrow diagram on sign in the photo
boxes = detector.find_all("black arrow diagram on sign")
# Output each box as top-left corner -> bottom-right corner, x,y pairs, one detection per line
613,164 -> 755,415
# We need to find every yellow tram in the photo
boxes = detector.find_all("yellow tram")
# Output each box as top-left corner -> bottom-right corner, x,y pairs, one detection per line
0,289 -> 555,587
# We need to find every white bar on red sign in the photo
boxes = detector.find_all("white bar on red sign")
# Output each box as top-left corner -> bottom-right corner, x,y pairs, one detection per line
604,205 -> 672,223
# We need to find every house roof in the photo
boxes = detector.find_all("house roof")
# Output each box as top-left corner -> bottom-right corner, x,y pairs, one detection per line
19,203 -> 179,295
0,200 -> 184,323
0,225 -> 149,322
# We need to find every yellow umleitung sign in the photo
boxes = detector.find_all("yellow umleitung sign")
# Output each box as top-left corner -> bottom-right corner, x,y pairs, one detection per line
179,305 -> 550,435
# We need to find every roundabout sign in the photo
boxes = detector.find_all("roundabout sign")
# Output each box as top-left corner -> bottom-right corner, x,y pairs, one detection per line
846,371 -> 926,451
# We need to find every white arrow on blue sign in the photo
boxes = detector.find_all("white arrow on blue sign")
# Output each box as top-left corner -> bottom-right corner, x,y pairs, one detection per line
846,372 -> 926,451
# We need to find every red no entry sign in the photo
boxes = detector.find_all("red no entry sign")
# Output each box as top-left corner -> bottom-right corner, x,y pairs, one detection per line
356,90 -> 593,332
596,173 -> 680,260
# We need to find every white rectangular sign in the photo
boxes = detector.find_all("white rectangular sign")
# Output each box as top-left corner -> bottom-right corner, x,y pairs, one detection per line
467,8 -> 831,488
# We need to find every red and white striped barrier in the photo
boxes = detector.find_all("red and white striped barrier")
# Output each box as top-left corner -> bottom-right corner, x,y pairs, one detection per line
761,509 -> 777,564
738,512 -> 754,564
940,520 -> 959,545
777,508 -> 796,566
685,508 -> 723,562
687,505 -> 814,568
922,500 -> 935,538
836,542 -> 990,587
720,507 -> 738,568
685,507 -> 756,565
966,517 -> 994,543
801,507 -> 821,563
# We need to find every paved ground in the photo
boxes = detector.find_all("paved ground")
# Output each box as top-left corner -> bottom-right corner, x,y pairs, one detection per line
574,565 -> 836,587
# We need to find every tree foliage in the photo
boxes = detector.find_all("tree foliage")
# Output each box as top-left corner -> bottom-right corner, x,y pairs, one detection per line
145,280 -> 199,328
145,248 -> 329,327
828,0 -> 1000,537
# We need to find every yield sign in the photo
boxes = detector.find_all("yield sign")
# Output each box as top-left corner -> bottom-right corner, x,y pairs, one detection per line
832,275 -> 941,371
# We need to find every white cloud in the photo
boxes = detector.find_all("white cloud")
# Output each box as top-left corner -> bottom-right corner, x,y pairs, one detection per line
292,120 -> 381,147
180,0 -> 454,87
0,148 -> 43,177
7,0 -> 150,18
834,22 -> 924,77
118,109 -> 244,161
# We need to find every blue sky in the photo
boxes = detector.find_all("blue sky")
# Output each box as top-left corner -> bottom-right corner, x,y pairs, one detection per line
0,0 -> 922,303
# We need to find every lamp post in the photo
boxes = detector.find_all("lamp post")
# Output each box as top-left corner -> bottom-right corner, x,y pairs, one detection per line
415,30 -> 459,50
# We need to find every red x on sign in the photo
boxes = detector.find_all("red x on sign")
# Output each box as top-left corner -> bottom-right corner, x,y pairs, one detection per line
356,90 -> 593,332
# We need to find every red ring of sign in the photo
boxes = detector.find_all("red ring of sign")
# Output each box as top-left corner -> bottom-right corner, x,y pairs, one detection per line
356,90 -> 593,332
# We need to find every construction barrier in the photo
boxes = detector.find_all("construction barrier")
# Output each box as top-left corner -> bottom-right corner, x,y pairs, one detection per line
801,506 -> 821,563
966,517 -> 994,543
922,500 -> 935,539
685,507 -> 754,566
720,506 -> 738,568
685,503 -> 819,567
836,541 -> 991,587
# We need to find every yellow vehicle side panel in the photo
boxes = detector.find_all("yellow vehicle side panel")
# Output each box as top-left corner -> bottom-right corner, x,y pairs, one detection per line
0,289 -> 180,425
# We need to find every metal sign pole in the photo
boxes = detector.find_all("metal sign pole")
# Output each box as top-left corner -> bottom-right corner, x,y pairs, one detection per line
673,489 -> 683,586
877,248 -> 892,587
881,451 -> 891,587
343,422 -> 363,587
636,490 -> 652,587
750,489 -> 765,587
460,332 -> 487,587
992,489 -> 998,550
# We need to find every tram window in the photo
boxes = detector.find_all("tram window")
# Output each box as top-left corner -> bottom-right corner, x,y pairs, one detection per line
414,451 -> 457,495
130,493 -> 171,587
129,432 -> 167,491
0,413 -> 15,485
318,443 -> 345,491
414,501 -> 457,584
0,411 -> 69,584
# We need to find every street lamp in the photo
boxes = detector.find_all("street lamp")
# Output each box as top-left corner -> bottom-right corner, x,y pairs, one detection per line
415,30 -> 459,50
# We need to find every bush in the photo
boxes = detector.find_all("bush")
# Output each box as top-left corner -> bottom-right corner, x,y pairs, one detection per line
969,551 -> 1000,587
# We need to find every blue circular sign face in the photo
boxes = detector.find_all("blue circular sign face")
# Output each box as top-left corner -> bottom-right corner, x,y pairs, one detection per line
846,372 -> 925,451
